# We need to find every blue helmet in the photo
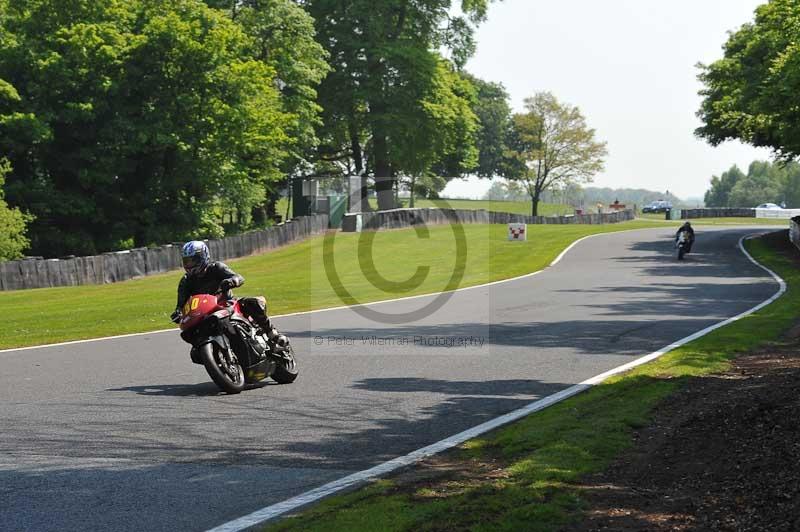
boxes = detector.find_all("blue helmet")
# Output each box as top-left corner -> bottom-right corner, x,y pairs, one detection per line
181,241 -> 210,275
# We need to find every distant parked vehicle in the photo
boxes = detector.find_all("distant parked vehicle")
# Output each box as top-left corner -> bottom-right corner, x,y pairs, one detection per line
642,200 -> 672,213
755,203 -> 782,209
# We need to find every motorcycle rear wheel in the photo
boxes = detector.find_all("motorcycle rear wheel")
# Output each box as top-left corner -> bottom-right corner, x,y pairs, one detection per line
271,345 -> 299,384
200,342 -> 245,394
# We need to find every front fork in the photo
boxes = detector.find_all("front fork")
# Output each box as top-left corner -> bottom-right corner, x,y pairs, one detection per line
190,334 -> 237,370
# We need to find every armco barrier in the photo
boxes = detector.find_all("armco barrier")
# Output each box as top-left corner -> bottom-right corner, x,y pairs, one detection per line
791,216 -> 800,251
341,208 -> 634,232
0,215 -> 329,291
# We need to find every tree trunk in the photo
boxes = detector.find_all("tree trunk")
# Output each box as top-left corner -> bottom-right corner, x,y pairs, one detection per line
366,46 -> 393,212
266,185 -> 280,222
373,130 -> 394,210
349,119 -> 368,211
252,204 -> 266,226
531,191 -> 541,217
409,175 -> 416,208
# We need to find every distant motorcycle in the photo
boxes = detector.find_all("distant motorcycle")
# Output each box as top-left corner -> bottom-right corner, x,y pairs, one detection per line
675,231 -> 691,261
177,293 -> 298,394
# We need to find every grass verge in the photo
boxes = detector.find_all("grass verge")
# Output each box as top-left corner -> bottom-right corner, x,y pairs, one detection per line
266,230 -> 797,532
2,221 -> 663,350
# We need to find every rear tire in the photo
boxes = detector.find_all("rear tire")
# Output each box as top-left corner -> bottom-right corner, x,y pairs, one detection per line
271,345 -> 299,384
199,342 -> 245,394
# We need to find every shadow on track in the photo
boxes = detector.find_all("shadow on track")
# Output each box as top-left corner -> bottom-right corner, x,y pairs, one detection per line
273,376 -> 570,470
298,318 -> 723,356
16,377 -> 571,471
107,380 -> 271,397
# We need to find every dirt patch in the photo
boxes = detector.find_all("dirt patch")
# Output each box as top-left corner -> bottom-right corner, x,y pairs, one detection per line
563,345 -> 800,532
384,453 -> 511,501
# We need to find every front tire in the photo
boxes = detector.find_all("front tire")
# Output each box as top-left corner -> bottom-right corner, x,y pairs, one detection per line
678,246 -> 686,260
271,345 -> 299,384
199,342 -> 245,394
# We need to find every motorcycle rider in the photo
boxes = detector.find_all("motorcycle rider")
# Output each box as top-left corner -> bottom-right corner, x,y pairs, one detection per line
170,241 -> 287,349
675,221 -> 695,252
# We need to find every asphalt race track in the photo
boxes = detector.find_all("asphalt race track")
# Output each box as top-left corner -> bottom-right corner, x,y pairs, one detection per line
0,226 -> 781,532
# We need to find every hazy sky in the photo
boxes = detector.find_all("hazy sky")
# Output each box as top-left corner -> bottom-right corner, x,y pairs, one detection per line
444,0 -> 772,200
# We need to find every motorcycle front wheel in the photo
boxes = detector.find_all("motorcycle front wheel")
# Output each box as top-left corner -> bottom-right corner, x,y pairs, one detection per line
271,345 -> 299,384
199,342 -> 245,394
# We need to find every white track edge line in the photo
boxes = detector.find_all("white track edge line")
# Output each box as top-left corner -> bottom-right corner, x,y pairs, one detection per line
205,233 -> 787,532
0,230 -> 637,354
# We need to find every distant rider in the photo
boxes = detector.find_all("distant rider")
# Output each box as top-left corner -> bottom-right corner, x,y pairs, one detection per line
170,241 -> 287,349
675,221 -> 695,252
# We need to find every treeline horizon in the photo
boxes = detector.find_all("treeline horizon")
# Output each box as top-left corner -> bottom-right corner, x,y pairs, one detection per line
482,180 -> 696,209
0,0 -> 610,260
704,160 -> 800,209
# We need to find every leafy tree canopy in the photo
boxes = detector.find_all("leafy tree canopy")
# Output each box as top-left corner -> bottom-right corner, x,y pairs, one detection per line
464,74 -> 512,178
0,0 -> 310,256
206,0 -> 331,170
704,165 -> 746,207
505,92 -> 607,216
704,160 -> 800,207
697,0 -> 800,159
306,0 -> 494,209
0,158 -> 32,260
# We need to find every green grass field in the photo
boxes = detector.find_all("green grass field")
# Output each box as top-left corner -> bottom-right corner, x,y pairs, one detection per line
266,231 -> 796,532
2,221 -> 664,350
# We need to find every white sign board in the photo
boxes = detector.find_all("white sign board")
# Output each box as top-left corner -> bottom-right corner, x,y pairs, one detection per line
508,223 -> 527,241
348,176 -> 365,213
755,208 -> 800,219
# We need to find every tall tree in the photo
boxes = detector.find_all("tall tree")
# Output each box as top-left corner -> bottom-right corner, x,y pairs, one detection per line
780,161 -> 800,208
0,0 -> 295,256
704,165 -> 745,207
403,59 -> 480,206
305,0 -> 492,210
0,77 -> 37,259
505,92 -> 607,216
697,0 -> 800,159
463,73 -> 512,178
728,162 -> 783,207
0,157 -> 31,260
702,160 -> 800,207
204,0 -> 331,222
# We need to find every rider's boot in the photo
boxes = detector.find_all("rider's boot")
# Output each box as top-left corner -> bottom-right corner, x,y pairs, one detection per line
255,316 -> 288,350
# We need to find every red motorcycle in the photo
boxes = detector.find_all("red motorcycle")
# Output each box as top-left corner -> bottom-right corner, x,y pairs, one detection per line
178,293 -> 298,394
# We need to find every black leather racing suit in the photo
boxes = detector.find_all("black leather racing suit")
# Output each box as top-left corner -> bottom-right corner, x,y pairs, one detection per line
175,261 -> 272,331
675,224 -> 695,252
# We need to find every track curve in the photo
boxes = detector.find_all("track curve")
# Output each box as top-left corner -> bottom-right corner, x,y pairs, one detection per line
0,226 -> 779,531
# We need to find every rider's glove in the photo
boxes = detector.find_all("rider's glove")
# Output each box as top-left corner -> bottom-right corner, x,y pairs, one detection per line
170,309 -> 182,324
220,278 -> 235,292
